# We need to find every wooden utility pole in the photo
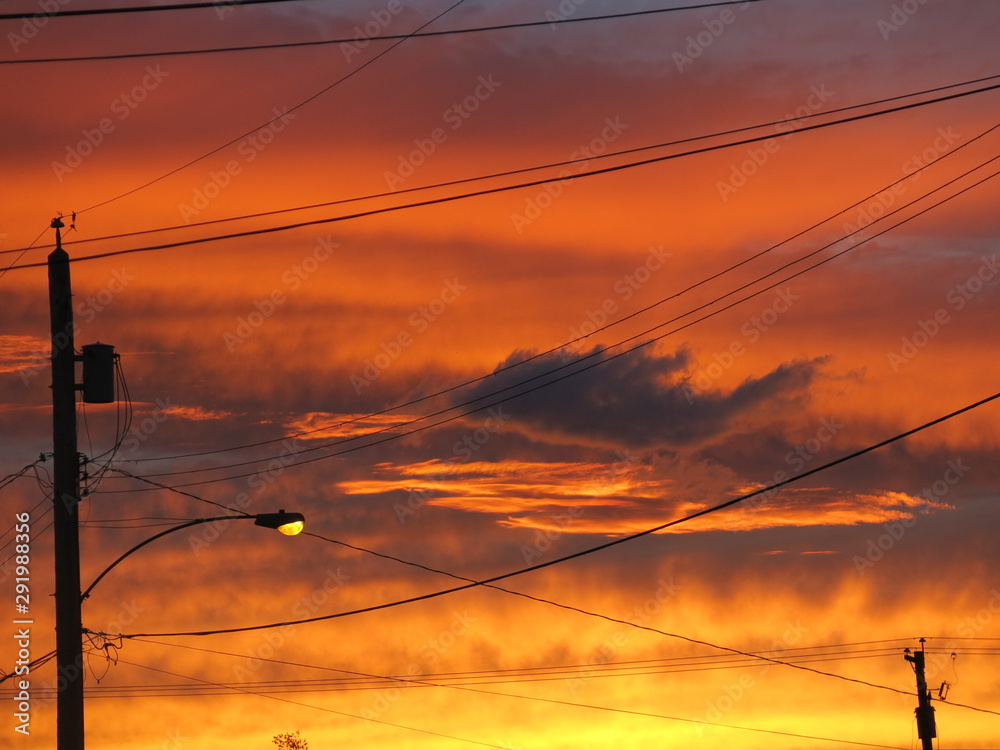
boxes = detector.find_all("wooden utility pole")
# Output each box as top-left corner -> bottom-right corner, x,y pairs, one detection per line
49,217 -> 85,750
904,639 -> 936,750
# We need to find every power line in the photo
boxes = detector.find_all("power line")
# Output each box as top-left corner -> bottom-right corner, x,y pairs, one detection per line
112,390 -> 1000,640
21,633 -> 910,748
102,467 -> 251,514
11,409 -> 999,716
936,698 -> 1000,719
57,651 -> 911,750
7,76 -> 1000,273
99,154 -> 1000,489
0,644 -> 910,697
0,0 -> 317,20
63,116 -> 996,476
79,482 -> 947,702
61,0 -> 472,216
289,532 -> 918,699
0,224 -> 47,280
6,72 -> 997,259
1,2 -> 771,64
115,658 -> 515,750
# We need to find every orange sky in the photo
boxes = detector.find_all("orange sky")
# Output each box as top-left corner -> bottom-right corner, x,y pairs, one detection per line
2,1 -> 1000,748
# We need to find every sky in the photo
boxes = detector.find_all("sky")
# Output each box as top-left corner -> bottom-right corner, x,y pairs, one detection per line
1,0 -> 1000,748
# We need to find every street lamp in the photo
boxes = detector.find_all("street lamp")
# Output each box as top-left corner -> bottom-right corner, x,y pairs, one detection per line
66,510 -> 305,748
82,510 -> 306,600
254,509 -> 306,536
47,226 -> 307,750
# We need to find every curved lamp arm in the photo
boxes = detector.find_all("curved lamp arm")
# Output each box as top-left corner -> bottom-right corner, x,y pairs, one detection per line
81,511 -> 305,601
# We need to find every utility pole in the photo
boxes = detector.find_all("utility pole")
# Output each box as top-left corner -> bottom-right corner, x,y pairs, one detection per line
904,638 -> 936,750
49,217 -> 85,750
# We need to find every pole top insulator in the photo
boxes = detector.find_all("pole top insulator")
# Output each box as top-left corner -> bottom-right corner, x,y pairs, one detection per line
51,217 -> 65,229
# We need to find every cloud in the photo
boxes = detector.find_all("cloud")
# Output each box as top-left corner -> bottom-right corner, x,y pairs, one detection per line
0,334 -> 49,374
454,346 -> 825,449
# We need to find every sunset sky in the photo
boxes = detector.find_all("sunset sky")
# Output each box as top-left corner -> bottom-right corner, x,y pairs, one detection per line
2,0 -> 1000,748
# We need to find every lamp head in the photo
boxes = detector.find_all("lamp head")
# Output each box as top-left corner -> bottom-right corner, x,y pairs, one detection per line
254,510 -> 305,536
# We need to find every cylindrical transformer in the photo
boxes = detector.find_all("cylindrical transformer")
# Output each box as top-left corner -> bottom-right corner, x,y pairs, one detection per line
81,343 -> 116,404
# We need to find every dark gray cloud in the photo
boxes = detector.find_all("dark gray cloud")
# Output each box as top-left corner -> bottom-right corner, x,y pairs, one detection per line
455,345 -> 825,449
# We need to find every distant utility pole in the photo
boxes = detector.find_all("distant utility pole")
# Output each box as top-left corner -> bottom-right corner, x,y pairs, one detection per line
49,216 -> 85,750
904,639 -> 936,750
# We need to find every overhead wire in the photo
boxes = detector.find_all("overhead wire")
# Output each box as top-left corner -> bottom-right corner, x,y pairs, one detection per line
260,532 -> 924,698
113,658 -> 516,750
0,459 -> 54,561
0,649 -> 57,685
110,390 -> 1000,642
0,223 -> 47,280
0,2 -> 773,64
6,75 -> 1000,270
4,72 -> 997,260
96,151 -> 1000,489
6,4 -> 996,735
69,0 -> 474,216
80,353 -> 134,495
75,457 -> 979,707
87,412 -> 1000,723
102,467 -> 265,514
0,457 -> 48,494
34,92 -> 981,476
46,651 -> 910,750
0,0 -> 319,20
0,642 -> 914,696
27,105 -> 984,476
0,629 -> 905,747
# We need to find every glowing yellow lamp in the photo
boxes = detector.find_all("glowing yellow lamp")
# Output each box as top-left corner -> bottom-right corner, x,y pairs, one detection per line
254,510 -> 306,536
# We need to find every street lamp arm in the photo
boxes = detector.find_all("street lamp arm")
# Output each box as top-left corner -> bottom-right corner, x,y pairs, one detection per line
81,515 -> 252,602
80,510 -> 305,602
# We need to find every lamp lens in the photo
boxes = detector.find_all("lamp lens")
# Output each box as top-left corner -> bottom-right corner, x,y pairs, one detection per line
277,520 -> 304,536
